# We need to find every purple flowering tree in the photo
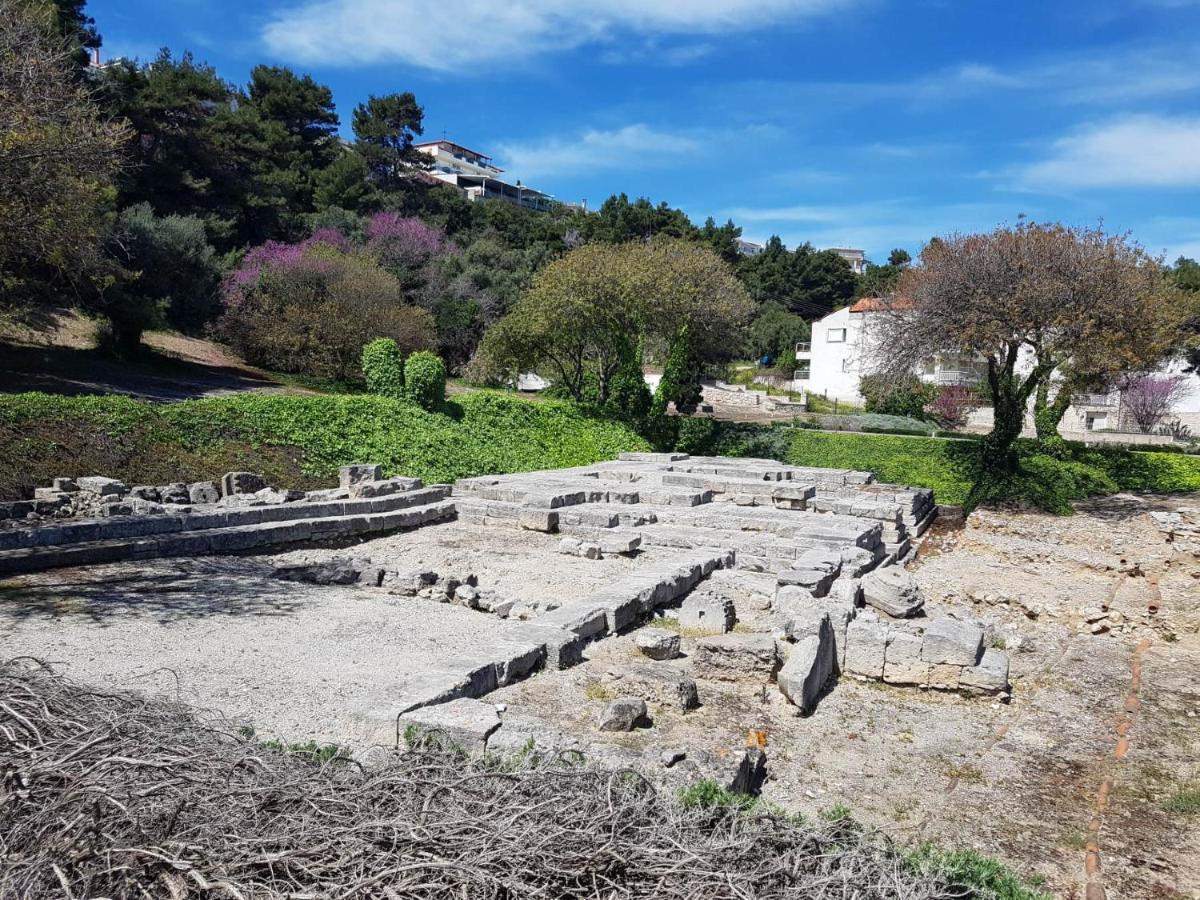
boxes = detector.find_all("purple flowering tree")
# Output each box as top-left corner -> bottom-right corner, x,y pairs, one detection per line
365,212 -> 450,272
1122,375 -> 1187,433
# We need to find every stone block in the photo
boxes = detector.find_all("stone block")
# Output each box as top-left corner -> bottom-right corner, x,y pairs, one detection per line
52,478 -> 78,492
77,476 -> 126,496
220,472 -> 266,496
959,647 -> 1010,695
400,698 -> 501,752
861,567 -> 924,618
558,537 -> 602,559
777,614 -> 836,715
882,630 -> 928,685
844,614 -> 888,679
926,663 -> 963,690
518,508 -> 559,532
921,617 -> 984,667
160,483 -> 191,504
635,628 -> 681,660
598,697 -> 649,732
777,563 -> 839,597
693,634 -> 778,681
602,663 -> 699,711
678,592 -> 735,633
339,464 -> 383,489
188,481 -> 220,505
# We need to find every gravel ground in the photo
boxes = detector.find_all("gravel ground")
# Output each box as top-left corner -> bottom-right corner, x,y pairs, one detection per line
0,521 -> 668,747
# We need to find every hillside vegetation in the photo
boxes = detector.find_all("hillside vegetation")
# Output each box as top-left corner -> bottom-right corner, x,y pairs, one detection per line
0,392 -> 648,500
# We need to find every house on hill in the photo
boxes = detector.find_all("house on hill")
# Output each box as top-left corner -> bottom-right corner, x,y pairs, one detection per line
415,139 -> 555,212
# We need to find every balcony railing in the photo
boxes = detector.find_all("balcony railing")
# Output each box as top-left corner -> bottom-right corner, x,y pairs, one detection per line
793,369 -> 810,382
1072,392 -> 1118,408
931,369 -> 984,386
795,342 -> 812,354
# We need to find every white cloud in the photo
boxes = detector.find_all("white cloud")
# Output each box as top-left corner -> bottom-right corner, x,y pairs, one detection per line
496,124 -> 703,179
1017,115 -> 1200,189
261,0 -> 854,70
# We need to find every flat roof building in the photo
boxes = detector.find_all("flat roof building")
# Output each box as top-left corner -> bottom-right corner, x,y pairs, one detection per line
414,139 -> 555,212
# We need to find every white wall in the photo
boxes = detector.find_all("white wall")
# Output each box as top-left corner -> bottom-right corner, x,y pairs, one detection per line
800,307 -> 870,403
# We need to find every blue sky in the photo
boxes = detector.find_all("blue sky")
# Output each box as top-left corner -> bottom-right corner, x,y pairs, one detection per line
91,0 -> 1200,262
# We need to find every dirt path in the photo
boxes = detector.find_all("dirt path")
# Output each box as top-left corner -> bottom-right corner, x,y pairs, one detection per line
1,310 -> 311,400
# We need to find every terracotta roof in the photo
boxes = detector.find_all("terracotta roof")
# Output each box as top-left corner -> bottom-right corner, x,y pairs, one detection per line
850,296 -> 912,313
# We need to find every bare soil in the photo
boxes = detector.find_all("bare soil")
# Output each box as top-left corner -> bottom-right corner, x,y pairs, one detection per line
0,309 -> 307,400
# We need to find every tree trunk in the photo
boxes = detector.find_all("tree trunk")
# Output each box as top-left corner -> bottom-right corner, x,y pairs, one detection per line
979,344 -> 1048,476
1032,352 -> 1073,442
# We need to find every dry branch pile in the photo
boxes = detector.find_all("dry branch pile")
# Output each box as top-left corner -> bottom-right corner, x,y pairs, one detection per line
2,659 -> 969,898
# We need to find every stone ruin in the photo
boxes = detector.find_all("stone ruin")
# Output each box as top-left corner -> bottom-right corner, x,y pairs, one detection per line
1,452 -> 1010,786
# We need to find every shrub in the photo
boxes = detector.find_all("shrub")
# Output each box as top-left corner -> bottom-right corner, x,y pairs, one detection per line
859,373 -> 938,420
218,235 -> 436,381
404,351 -> 447,410
675,417 -> 717,454
360,338 -> 405,398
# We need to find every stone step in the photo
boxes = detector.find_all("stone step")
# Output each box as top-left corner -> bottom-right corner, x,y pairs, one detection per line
0,500 -> 456,576
0,486 -> 452,552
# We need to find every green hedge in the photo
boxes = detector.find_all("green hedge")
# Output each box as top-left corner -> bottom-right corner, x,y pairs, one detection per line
701,422 -> 1200,510
0,392 -> 649,499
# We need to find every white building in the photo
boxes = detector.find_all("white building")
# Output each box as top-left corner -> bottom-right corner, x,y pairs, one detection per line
736,239 -> 764,257
794,299 -> 981,403
828,248 -> 866,275
794,300 -> 1200,437
414,140 -> 555,212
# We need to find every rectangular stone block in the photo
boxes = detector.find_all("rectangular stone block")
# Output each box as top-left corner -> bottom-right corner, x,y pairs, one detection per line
844,615 -> 888,679
921,617 -> 984,667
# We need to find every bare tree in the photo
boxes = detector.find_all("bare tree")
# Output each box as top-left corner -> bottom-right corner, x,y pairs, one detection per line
870,222 -> 1183,473
1122,375 -> 1187,433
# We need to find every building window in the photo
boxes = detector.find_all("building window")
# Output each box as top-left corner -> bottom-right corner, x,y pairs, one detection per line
841,358 -> 851,373
827,328 -> 846,343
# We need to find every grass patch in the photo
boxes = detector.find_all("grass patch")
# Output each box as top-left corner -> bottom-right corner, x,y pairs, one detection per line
907,845 -> 1051,900
1163,785 -> 1200,816
0,391 -> 649,500
583,681 -> 615,702
941,761 -> 987,785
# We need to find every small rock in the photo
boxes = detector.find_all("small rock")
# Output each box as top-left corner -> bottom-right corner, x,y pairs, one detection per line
1090,622 -> 1110,635
661,748 -> 687,767
635,628 -> 681,660
598,697 -> 649,732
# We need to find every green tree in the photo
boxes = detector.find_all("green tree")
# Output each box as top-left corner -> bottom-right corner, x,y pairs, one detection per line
746,300 -> 810,364
108,203 -> 221,339
0,0 -> 126,311
352,92 -> 426,191
653,325 -> 703,415
243,65 -> 340,229
313,151 -> 374,213
476,240 -> 751,404
887,248 -> 912,267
